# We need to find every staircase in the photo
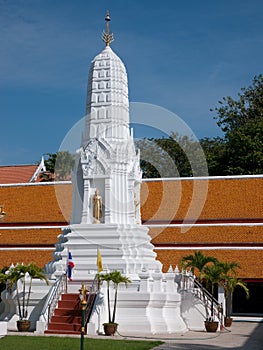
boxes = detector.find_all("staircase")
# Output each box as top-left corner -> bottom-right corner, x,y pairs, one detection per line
45,293 -> 82,335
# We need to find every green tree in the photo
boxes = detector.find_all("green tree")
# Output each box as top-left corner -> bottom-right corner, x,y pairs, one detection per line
0,266 -> 8,299
137,132 -> 208,178
207,74 -> 263,175
99,271 -> 131,324
200,137 -> 226,176
43,151 -> 75,181
0,263 -> 49,320
180,251 -> 218,278
201,263 -> 225,319
217,261 -> 249,319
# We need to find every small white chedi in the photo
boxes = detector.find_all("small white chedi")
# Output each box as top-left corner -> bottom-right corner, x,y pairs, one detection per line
48,12 -> 162,280
1,13 -> 212,335
45,13 -> 190,335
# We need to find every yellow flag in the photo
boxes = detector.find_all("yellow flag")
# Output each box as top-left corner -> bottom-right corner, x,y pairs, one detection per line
97,248 -> 103,272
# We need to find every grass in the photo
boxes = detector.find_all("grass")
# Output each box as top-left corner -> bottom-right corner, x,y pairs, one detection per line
0,335 -> 163,350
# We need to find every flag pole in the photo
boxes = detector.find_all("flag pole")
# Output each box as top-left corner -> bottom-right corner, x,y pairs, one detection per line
66,247 -> 69,293
96,247 -> 103,334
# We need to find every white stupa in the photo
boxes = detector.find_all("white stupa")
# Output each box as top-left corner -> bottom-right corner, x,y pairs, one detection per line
1,15 -> 213,336
49,11 -> 162,280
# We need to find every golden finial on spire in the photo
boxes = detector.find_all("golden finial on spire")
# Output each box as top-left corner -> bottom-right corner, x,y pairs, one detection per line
102,10 -> 114,46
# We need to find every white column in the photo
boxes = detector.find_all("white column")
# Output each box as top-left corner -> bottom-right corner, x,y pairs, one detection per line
81,179 -> 90,223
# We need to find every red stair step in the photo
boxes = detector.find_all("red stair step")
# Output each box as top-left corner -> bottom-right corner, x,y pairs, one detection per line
54,308 -> 81,317
48,322 -> 81,332
61,293 -> 80,301
45,293 -> 84,335
45,329 -> 81,335
58,299 -> 81,308
51,315 -> 82,323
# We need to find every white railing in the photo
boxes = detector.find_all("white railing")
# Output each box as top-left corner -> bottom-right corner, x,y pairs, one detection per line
38,273 -> 67,329
179,270 -> 224,323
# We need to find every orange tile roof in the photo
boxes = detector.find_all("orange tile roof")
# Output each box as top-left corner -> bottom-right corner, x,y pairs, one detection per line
0,165 -> 39,184
150,225 -> 263,244
155,249 -> 263,279
1,177 -> 261,224
0,176 -> 262,279
0,250 -> 53,268
0,228 -> 62,245
141,177 -> 263,222
0,183 -> 72,224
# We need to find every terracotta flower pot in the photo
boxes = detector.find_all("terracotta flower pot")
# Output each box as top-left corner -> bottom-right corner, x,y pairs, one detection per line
17,320 -> 31,332
224,317 -> 233,327
204,320 -> 219,332
103,323 -> 118,336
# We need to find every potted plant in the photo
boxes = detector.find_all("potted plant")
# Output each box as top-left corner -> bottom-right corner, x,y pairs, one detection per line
181,251 -> 219,318
224,276 -> 249,327
0,263 -> 49,331
217,261 -> 249,327
99,270 -> 131,336
181,251 -> 218,279
201,263 -> 224,332
0,266 -> 9,303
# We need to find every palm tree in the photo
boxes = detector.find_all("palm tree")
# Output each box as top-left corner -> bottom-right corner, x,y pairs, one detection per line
98,272 -> 113,324
99,271 -> 131,324
110,271 -> 131,324
181,251 -> 218,278
216,261 -> 249,319
0,266 -> 9,302
3,263 -> 49,320
217,261 -> 240,276
225,277 -> 249,318
201,263 -> 225,320
217,261 -> 249,319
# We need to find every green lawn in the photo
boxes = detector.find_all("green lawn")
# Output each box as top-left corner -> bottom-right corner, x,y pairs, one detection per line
0,335 -> 163,350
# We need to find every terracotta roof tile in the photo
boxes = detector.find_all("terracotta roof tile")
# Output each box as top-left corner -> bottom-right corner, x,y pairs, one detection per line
0,183 -> 72,224
0,250 -> 53,268
155,249 -> 263,279
0,165 -> 39,184
0,228 -> 62,245
150,226 -> 263,244
141,178 -> 263,222
0,177 -> 262,278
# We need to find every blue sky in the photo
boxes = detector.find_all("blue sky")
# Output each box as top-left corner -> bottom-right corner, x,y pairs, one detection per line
0,0 -> 262,165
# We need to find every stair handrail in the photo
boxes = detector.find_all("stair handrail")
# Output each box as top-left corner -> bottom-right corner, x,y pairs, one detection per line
39,273 -> 67,326
84,274 -> 100,327
190,274 -> 224,323
180,272 -> 224,324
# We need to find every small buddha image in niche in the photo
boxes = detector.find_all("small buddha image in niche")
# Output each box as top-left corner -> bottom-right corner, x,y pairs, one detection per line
93,188 -> 102,224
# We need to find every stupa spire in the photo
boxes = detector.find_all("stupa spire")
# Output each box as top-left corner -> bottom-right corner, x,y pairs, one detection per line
102,10 -> 114,46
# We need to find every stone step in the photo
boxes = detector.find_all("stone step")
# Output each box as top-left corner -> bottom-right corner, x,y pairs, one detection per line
47,321 -> 81,332
53,307 -> 81,317
58,299 -> 81,309
45,293 -> 83,335
45,329 -> 81,335
51,315 -> 82,324
61,293 -> 80,301
45,292 -> 96,335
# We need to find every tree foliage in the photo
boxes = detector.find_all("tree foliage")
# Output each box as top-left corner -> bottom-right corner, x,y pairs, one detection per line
205,74 -> 263,175
43,151 -> 75,181
137,75 -> 263,177
136,132 -> 208,178
180,251 -> 218,278
99,271 -> 131,324
0,263 -> 49,320
180,251 -> 249,319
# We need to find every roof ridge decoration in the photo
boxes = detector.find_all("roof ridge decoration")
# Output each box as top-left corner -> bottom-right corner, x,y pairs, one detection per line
102,10 -> 114,46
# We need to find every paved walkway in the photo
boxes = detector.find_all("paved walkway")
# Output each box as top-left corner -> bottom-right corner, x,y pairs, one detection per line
6,321 -> 263,350
107,321 -> 263,350
144,322 -> 263,350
